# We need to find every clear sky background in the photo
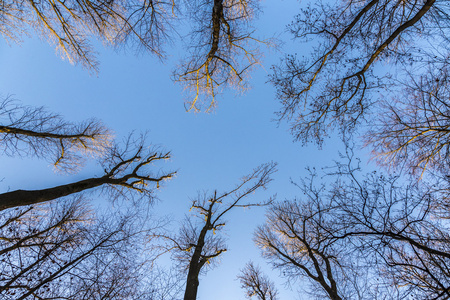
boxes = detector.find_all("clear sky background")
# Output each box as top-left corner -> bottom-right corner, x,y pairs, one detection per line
0,1 -> 362,299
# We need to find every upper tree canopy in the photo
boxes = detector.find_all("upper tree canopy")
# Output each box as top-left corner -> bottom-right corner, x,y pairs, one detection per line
4,0 -> 450,175
3,1 -> 450,299
271,0 -> 450,174
0,0 -> 270,110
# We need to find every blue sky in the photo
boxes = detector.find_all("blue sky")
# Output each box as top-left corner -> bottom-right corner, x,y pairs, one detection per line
0,1 -> 358,299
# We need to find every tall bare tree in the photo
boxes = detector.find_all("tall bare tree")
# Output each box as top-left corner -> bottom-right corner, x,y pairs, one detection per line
174,0 -> 269,111
270,0 -> 449,174
0,0 -> 175,71
0,97 -> 174,208
0,196 -> 163,300
0,97 -> 178,298
164,162 -> 276,300
238,262 -> 279,300
255,155 -> 450,299
0,133 -> 174,210
1,0 -> 269,105
255,194 -> 347,300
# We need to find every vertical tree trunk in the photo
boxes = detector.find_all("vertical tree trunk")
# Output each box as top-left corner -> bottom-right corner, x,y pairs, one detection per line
183,266 -> 201,300
183,226 -> 208,300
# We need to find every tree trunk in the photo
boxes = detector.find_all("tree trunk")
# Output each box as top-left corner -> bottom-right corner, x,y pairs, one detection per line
0,176 -> 114,210
183,226 -> 208,300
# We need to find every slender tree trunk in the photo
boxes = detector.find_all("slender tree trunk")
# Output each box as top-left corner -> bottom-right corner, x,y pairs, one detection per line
184,226 -> 208,300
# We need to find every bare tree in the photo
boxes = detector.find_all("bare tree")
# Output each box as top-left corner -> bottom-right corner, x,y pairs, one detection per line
2,0 -> 273,106
0,98 -> 177,298
238,262 -> 279,300
0,93 -> 179,298
0,97 -> 112,173
365,66 -> 450,174
1,0 -> 271,102
174,0 -> 269,111
0,97 -> 174,210
0,134 -> 174,210
163,162 -> 276,300
270,0 -> 450,174
0,196 -> 163,300
0,0 -> 175,71
255,155 -> 450,299
255,193 -> 347,300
